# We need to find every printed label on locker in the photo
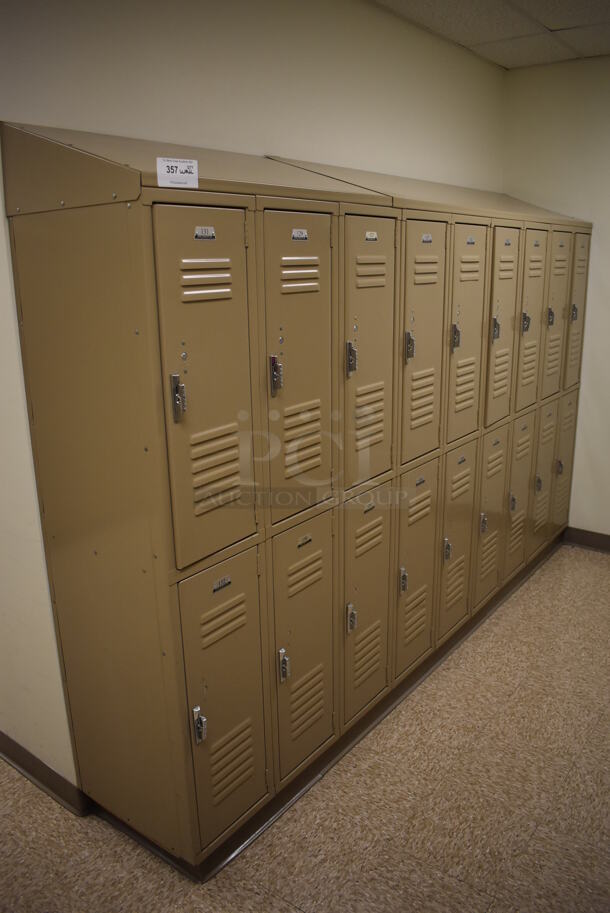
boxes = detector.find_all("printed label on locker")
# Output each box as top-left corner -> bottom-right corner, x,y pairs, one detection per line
365,231 -> 378,241
422,233 -> 432,243
534,240 -> 540,247
212,575 -> 231,593
194,225 -> 216,240
291,228 -> 308,241
466,236 -> 475,245
156,157 -> 199,188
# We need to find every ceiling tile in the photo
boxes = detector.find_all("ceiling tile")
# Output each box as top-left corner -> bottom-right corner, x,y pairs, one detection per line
509,0 -> 610,31
374,0 -> 543,46
555,23 -> 610,56
473,31 -> 577,68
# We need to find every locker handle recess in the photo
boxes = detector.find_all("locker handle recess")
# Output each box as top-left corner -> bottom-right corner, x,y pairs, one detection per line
170,373 -> 187,423
450,324 -> 461,353
346,602 -> 358,634
521,312 -> 531,334
509,493 -> 517,512
404,331 -> 416,363
443,538 -> 452,561
535,475 -> 543,492
278,647 -> 291,682
480,513 -> 488,534
491,317 -> 501,342
399,566 -> 408,593
269,355 -> 284,397
557,459 -> 564,475
571,303 -> 578,322
547,307 -> 555,327
346,340 -> 358,377
192,706 -> 207,745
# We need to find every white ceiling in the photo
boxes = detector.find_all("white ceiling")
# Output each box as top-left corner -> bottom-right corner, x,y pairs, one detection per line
373,0 -> 610,68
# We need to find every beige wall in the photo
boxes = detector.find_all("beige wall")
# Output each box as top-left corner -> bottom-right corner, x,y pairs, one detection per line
503,57 -> 610,535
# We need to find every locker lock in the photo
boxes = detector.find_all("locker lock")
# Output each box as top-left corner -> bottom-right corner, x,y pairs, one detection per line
170,373 -> 187,422
535,475 -> 543,492
269,355 -> 284,397
521,312 -> 531,334
192,706 -> 207,745
443,538 -> 453,561
404,331 -> 416,363
491,317 -> 501,341
450,324 -> 461,353
278,647 -> 291,683
570,303 -> 578,322
509,493 -> 517,512
480,513 -> 488,534
346,603 -> 358,634
399,566 -> 408,594
346,340 -> 358,377
547,307 -> 555,327
556,459 -> 564,475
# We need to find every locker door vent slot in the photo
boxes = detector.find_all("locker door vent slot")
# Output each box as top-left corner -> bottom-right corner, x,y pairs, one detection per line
409,368 -> 435,430
575,256 -> 587,277
533,491 -> 549,531
355,382 -> 385,451
407,488 -> 432,525
445,555 -> 465,608
521,341 -> 538,387
459,254 -> 480,281
545,334 -> 561,377
486,450 -> 504,479
289,664 -> 325,740
283,399 -> 322,479
498,255 -> 515,280
515,435 -> 531,461
355,515 -> 384,557
180,256 -> 233,303
567,327 -> 582,374
450,466 -> 471,501
190,422 -> 242,517
508,510 -> 526,554
414,254 -> 439,285
199,591 -> 247,649
287,549 -> 323,598
281,256 -> 320,294
479,529 -> 498,579
541,419 -> 556,446
403,585 -> 427,646
355,254 -> 387,289
527,255 -> 543,279
210,718 -> 255,806
454,357 -> 476,413
353,620 -> 382,688
552,256 -> 568,277
492,348 -> 510,400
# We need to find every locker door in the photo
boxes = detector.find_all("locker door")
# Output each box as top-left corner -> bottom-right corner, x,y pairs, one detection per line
344,481 -> 391,723
485,227 -> 520,426
447,224 -> 488,443
541,232 -> 572,400
564,233 -> 590,388
550,392 -> 578,534
273,511 -> 334,780
505,412 -> 535,578
439,439 -> 478,639
515,229 -> 548,412
344,215 -> 395,488
396,458 -> 438,678
527,401 -> 559,557
264,211 -> 332,524
179,547 -> 267,848
474,427 -> 509,607
402,220 -> 446,462
153,205 -> 256,569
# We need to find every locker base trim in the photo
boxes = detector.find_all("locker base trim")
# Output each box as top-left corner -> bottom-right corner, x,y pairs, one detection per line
564,526 -> 610,553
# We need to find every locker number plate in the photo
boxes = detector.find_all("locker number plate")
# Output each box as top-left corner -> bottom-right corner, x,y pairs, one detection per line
156,157 -> 199,188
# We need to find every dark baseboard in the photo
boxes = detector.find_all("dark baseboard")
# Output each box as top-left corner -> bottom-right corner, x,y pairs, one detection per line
0,730 -> 90,817
563,526 -> 610,553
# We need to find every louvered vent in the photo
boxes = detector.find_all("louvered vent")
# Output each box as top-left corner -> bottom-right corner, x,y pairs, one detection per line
287,549 -> 323,598
553,255 -> 568,277
498,255 -> 515,280
281,256 -> 320,294
403,585 -> 427,647
446,556 -> 465,609
210,718 -> 254,806
355,515 -> 383,558
528,254 -> 544,279
575,254 -> 587,277
290,664 -> 325,740
521,341 -> 538,387
515,434 -> 531,461
492,347 -> 510,400
409,368 -> 435,429
353,620 -> 382,689
534,491 -> 549,532
200,591 -> 246,650
180,257 -> 232,303
191,422 -> 241,516
568,328 -> 582,372
407,488 -> 432,525
508,510 -> 526,555
486,448 -> 504,479
283,399 -> 322,479
356,255 -> 387,289
355,381 -> 385,451
541,417 -> 556,446
561,402 -> 576,432
450,466 -> 471,501
414,254 -> 439,285
460,255 -> 480,282
454,357 -> 476,413
554,479 -> 570,521
479,530 -> 498,581
545,334 -> 562,377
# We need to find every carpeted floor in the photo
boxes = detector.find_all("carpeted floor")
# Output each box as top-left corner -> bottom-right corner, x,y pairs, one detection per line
1,544 -> 609,913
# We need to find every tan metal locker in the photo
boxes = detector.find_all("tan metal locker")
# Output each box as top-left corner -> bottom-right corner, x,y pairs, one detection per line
439,439 -> 478,639
154,205 -> 257,569
396,458 -> 438,678
344,215 -> 395,488
515,229 -> 548,412
447,224 -> 487,443
179,547 -> 267,849
272,511 -> 334,780
550,392 -> 578,534
564,233 -> 590,388
541,232 -> 572,400
474,427 -> 509,607
485,227 -> 520,426
344,481 -> 391,723
264,211 -> 332,523
527,401 -> 559,557
402,220 -> 446,462
505,412 -> 535,578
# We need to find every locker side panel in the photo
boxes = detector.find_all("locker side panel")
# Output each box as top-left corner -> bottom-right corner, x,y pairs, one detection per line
439,439 -> 478,639
485,226 -> 520,426
402,220 -> 446,462
447,224 -> 487,443
396,458 -> 439,678
515,229 -> 548,412
564,233 -> 590,388
541,231 -> 572,400
550,391 -> 578,534
344,215 -> 395,488
273,511 -> 334,780
344,481 -> 391,723
264,211 -> 332,523
179,547 -> 268,849
474,426 -> 509,607
526,401 -> 559,557
505,412 -> 535,578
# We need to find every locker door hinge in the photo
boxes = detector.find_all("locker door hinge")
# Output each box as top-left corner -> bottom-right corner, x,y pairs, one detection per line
269,355 -> 284,396
521,312 -> 531,334
404,331 -> 416,363
346,602 -> 358,634
535,475 -> 543,492
443,538 -> 452,561
570,303 -> 578,322
547,307 -> 555,327
192,706 -> 207,745
346,340 -> 358,377
480,512 -> 488,534
556,459 -> 564,475
450,323 -> 461,353
170,373 -> 187,422
278,647 -> 291,683
399,566 -> 408,594
491,316 -> 501,341
509,492 -> 517,512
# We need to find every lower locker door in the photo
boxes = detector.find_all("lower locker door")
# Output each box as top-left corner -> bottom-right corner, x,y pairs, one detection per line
396,458 -> 438,678
179,547 -> 267,849
540,232 -> 571,400
505,412 -> 535,578
515,229 -> 548,412
344,215 -> 395,488
273,511 -> 334,780
344,481 -> 391,723
485,227 -> 520,426
439,439 -> 478,639
550,392 -> 578,534
527,401 -> 559,557
474,427 -> 509,607
564,233 -> 590,389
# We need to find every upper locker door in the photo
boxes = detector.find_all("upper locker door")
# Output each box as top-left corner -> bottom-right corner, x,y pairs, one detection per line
474,426 -> 509,608
485,227 -> 520,427
273,511 -> 334,781
179,547 -> 267,849
505,412 -> 535,578
541,231 -> 572,399
550,391 -> 578,534
154,206 -> 257,569
564,233 -> 591,389
515,229 -> 548,412
344,216 -> 395,488
447,224 -> 488,443
344,481 -> 391,724
396,458 -> 438,679
439,439 -> 478,640
527,400 -> 559,558
402,220 -> 446,463
264,211 -> 332,524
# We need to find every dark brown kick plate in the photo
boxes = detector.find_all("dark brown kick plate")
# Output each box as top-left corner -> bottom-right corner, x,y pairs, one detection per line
564,526 -> 610,553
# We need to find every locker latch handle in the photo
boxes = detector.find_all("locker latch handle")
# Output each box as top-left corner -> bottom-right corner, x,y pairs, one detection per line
399,566 -> 408,593
346,603 -> 358,634
509,493 -> 517,512
535,475 -> 543,492
547,307 -> 555,327
480,512 -> 488,534
278,647 -> 291,683
405,331 -> 416,363
491,317 -> 501,342
450,324 -> 461,353
443,538 -> 452,561
521,312 -> 531,334
192,706 -> 207,745
170,373 -> 187,423
346,340 -> 358,377
269,355 -> 284,397
557,459 -> 564,475
570,303 -> 578,322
